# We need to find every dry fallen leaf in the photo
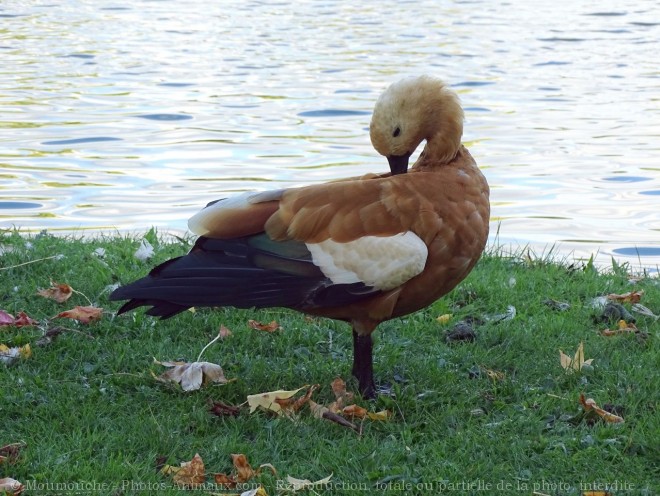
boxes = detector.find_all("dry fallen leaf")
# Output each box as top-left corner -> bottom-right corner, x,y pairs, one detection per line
317,379 -> 389,426
258,463 -> 278,478
341,404 -> 368,418
0,443 -> 25,465
209,401 -> 241,417
13,312 -> 37,327
35,326 -> 66,347
213,472 -> 236,489
0,477 -> 23,495
159,464 -> 179,476
247,386 -> 307,414
367,410 -> 392,421
579,393 -> 624,423
340,403 -> 391,421
275,384 -> 318,414
328,377 -> 354,413
0,310 -> 13,326
606,290 -> 643,303
631,303 -> 658,319
559,342 -> 594,373
0,310 -> 37,327
154,359 -> 230,392
173,453 -> 206,488
232,454 -> 256,483
436,313 -> 452,324
213,454 -> 277,489
55,305 -> 103,324
37,281 -> 73,303
285,474 -> 333,492
600,320 -> 639,336
0,344 -> 31,365
483,368 -> 506,381
309,400 -> 360,432
218,325 -> 232,339
248,319 -> 281,332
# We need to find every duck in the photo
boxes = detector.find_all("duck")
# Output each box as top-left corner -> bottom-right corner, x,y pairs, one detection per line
110,75 -> 490,398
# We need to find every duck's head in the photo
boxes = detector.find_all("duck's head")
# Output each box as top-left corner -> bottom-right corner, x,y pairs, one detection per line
370,76 -> 464,175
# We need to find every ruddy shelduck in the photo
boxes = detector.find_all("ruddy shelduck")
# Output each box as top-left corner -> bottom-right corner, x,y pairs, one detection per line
111,76 -> 490,398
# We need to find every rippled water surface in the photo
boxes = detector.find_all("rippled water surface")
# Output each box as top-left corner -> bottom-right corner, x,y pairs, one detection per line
1,0 -> 659,269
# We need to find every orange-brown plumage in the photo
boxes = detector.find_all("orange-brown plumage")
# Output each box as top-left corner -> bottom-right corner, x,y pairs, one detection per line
111,76 -> 490,398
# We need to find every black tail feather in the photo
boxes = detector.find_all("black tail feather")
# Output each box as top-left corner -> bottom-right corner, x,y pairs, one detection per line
110,234 -> 380,318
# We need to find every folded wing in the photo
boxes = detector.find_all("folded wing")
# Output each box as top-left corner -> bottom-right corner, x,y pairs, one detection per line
111,176 -> 430,317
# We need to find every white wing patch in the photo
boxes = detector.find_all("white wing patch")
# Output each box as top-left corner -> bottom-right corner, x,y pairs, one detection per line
188,190 -> 285,235
306,232 -> 428,291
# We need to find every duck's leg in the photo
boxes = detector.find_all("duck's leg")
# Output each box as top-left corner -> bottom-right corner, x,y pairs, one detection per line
352,330 -> 376,399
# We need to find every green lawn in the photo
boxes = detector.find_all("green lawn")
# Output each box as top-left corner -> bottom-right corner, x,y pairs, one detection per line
1,229 -> 658,495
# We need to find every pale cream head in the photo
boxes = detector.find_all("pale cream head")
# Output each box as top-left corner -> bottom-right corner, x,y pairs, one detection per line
369,76 -> 464,167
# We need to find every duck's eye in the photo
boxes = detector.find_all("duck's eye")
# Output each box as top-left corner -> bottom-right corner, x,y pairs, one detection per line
392,127 -> 401,138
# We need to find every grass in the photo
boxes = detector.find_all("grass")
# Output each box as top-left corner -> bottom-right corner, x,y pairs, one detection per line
1,229 -> 658,495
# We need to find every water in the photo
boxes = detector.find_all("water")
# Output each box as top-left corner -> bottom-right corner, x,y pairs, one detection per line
1,0 -> 659,270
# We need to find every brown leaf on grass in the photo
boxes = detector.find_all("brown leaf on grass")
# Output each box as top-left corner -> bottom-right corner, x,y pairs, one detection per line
213,454 -> 277,489
0,310 -> 37,327
309,400 -> 360,432
579,394 -> 624,423
248,320 -> 281,332
213,472 -> 237,489
37,281 -> 73,303
154,359 -> 231,392
13,312 -> 37,327
0,477 -> 24,495
232,454 -> 256,483
172,453 -> 205,488
341,404 -> 368,418
0,443 -> 25,465
328,377 -> 354,413
341,404 -> 391,421
247,386 -> 307,414
218,325 -> 232,339
0,310 -> 13,326
600,320 -> 639,336
275,384 -> 318,413
606,290 -> 643,303
55,306 -> 102,324
209,400 -> 241,417
258,463 -> 278,478
582,491 -> 613,496
559,342 -> 594,373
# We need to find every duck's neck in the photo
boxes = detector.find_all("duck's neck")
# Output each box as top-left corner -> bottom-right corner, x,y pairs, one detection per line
415,125 -> 462,169
419,102 -> 464,165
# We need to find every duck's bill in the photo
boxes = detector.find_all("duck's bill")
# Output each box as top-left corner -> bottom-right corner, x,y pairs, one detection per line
387,153 -> 410,175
